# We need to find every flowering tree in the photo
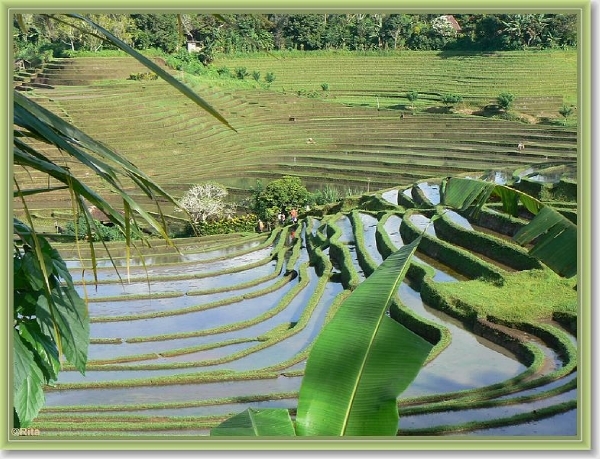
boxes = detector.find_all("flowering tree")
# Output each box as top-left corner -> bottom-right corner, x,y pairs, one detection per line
176,182 -> 235,223
432,15 -> 456,37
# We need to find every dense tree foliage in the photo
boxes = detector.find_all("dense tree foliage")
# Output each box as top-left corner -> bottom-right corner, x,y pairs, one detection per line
13,13 -> 578,64
250,176 -> 311,224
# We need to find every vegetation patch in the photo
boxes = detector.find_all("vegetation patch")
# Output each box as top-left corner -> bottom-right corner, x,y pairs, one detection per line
432,269 -> 577,323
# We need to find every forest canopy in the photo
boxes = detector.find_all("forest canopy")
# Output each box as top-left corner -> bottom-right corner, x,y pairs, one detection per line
14,13 -> 577,65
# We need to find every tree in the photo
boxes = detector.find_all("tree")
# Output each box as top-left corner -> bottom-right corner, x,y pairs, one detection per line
406,90 -> 419,109
176,182 -> 235,223
558,104 -> 574,125
131,13 -> 182,53
431,15 -> 457,38
251,176 -> 310,223
283,14 -> 325,50
13,13 -> 233,427
380,14 -> 412,50
497,92 -> 515,110
500,14 -> 550,50
441,93 -> 463,111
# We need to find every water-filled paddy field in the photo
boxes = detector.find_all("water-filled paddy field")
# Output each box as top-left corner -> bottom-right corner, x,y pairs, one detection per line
35,174 -> 578,439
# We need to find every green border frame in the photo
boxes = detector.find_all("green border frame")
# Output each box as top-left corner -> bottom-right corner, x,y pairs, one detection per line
2,0 -> 593,452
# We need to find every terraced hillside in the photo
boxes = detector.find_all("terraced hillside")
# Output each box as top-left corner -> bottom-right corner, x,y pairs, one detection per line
13,53 -> 580,440
214,50 -> 577,113
31,174 -> 578,437
14,54 -> 577,232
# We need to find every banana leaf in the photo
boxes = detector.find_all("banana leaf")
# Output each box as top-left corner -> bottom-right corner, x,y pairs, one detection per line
295,235 -> 432,436
211,408 -> 295,436
210,236 -> 430,437
441,177 -> 576,278
513,206 -> 577,278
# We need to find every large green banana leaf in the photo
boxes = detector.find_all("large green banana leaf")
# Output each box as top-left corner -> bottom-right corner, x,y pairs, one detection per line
210,236 -> 431,437
441,177 -> 576,278
211,408 -> 296,436
295,235 -> 432,436
513,206 -> 577,278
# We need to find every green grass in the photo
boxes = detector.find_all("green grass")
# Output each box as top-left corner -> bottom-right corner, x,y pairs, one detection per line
213,50 -> 577,111
433,268 -> 577,322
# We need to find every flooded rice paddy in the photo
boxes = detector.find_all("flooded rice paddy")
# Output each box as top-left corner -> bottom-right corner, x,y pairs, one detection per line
39,183 -> 578,439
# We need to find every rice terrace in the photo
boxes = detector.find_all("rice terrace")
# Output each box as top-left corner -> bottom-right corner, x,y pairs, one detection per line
11,12 -> 586,444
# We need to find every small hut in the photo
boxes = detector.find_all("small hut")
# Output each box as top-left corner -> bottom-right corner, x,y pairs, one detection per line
442,15 -> 462,33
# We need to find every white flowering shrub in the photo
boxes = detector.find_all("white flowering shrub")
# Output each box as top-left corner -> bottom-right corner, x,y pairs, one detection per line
176,182 -> 235,223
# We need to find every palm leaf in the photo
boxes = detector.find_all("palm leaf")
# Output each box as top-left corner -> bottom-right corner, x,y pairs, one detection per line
295,236 -> 433,436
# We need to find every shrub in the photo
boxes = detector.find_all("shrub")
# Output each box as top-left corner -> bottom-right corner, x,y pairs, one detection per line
235,66 -> 249,79
64,216 -> 127,241
558,104 -> 574,124
193,214 -> 258,236
265,72 -> 276,83
311,184 -> 340,205
216,66 -> 230,77
321,82 -> 329,91
252,70 -> 261,82
128,72 -> 158,81
497,92 -> 515,110
441,93 -> 463,107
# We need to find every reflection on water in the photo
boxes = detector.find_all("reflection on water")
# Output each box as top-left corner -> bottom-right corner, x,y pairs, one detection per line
399,282 -> 525,397
71,246 -> 274,283
417,182 -> 440,205
385,215 -> 467,282
381,189 -> 399,205
408,213 -> 437,237
89,281 -> 297,340
359,212 -> 383,265
444,210 -> 473,230
76,261 -> 277,299
46,376 -> 303,407
65,239 -> 265,269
